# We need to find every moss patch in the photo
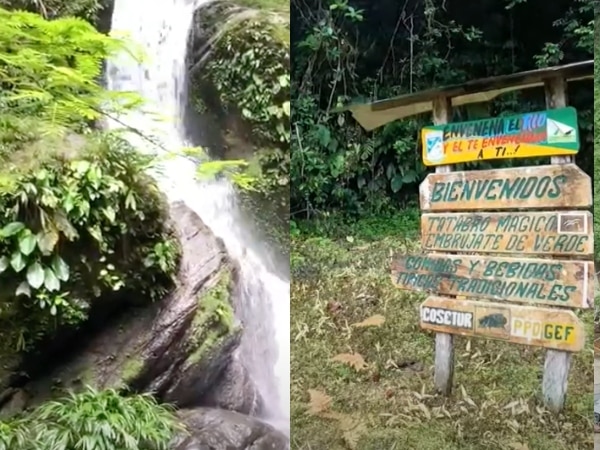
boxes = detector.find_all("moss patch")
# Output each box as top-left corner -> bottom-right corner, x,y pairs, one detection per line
120,356 -> 144,384
186,266 -> 235,365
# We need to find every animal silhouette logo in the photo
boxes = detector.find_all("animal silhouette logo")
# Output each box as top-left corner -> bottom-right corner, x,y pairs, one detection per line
478,313 -> 507,329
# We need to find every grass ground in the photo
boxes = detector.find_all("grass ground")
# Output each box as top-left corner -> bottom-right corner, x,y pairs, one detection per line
290,210 -> 594,450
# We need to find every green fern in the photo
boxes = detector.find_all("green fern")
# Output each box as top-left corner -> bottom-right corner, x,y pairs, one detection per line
0,387 -> 180,450
0,7 -> 140,136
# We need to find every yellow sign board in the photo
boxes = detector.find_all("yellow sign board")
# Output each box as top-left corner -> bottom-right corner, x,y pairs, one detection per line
421,107 -> 579,166
419,296 -> 585,352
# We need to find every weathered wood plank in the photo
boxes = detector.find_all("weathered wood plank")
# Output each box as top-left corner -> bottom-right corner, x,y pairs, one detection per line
391,254 -> 594,308
341,61 -> 592,130
421,211 -> 593,256
419,296 -> 585,352
419,164 -> 592,211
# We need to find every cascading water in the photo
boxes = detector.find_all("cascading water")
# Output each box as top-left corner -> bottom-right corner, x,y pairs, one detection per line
104,0 -> 290,436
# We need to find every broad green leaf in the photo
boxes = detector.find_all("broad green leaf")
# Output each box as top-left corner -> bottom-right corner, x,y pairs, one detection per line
0,256 -> 8,274
278,74 -> 289,87
15,281 -> 31,297
10,252 -> 25,272
103,206 -> 116,222
19,232 -> 37,256
390,175 -> 403,193
63,196 -> 75,213
44,268 -> 60,292
70,160 -> 91,176
87,226 -> 103,242
26,262 -> 45,289
0,222 -> 25,238
282,101 -> 290,116
51,255 -> 70,282
37,230 -> 59,255
125,192 -> 137,210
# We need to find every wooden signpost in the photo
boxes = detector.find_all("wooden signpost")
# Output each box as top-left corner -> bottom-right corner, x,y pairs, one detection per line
419,164 -> 592,211
392,80 -> 592,413
421,211 -> 593,256
421,107 -> 580,166
391,254 -> 594,308
420,296 -> 585,352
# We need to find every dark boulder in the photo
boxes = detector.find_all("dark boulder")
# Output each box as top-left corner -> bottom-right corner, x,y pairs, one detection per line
172,408 -> 288,450
0,202 -> 255,415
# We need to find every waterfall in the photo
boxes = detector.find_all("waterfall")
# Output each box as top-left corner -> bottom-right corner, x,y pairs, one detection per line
104,0 -> 290,435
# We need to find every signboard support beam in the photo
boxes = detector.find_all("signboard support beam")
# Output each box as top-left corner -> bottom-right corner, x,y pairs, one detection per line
541,75 -> 572,414
431,95 -> 455,396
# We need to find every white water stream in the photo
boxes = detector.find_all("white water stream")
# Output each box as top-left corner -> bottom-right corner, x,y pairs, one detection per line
105,0 -> 290,435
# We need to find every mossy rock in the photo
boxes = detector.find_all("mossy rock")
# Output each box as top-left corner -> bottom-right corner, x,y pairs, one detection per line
186,266 -> 236,366
0,132 -> 180,361
187,2 -> 289,263
0,204 -> 242,416
188,2 -> 289,154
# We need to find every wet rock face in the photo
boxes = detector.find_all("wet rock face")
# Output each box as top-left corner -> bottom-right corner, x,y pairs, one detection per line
96,0 -> 115,33
199,359 -> 262,415
172,408 -> 288,450
0,202 -> 256,415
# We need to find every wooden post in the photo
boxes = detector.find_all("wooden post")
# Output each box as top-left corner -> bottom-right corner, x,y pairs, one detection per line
541,76 -> 573,413
431,96 -> 454,395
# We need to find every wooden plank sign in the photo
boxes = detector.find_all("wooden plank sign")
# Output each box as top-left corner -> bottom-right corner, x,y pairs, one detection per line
391,254 -> 594,309
419,296 -> 585,352
421,211 -> 593,256
419,164 -> 592,211
421,107 -> 579,166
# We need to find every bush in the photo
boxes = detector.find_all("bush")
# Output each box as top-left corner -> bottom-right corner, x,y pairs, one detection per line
0,132 -> 180,353
0,387 -> 180,450
0,6 -> 180,354
194,11 -> 290,193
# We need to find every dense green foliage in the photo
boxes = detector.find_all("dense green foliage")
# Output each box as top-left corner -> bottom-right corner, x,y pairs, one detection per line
291,0 -> 593,217
0,7 -> 139,145
205,18 -> 290,191
0,8 -> 179,353
0,134 -> 179,352
196,6 -> 290,193
0,0 -> 104,19
0,387 -> 179,450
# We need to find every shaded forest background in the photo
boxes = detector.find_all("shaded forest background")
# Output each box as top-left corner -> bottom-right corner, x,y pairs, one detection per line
290,0 -> 594,219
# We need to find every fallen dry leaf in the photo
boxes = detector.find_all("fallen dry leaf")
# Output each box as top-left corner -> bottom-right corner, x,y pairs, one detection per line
352,314 -> 385,327
306,389 -> 332,415
327,301 -> 343,315
508,443 -> 530,450
331,352 -> 368,371
334,413 -> 368,450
